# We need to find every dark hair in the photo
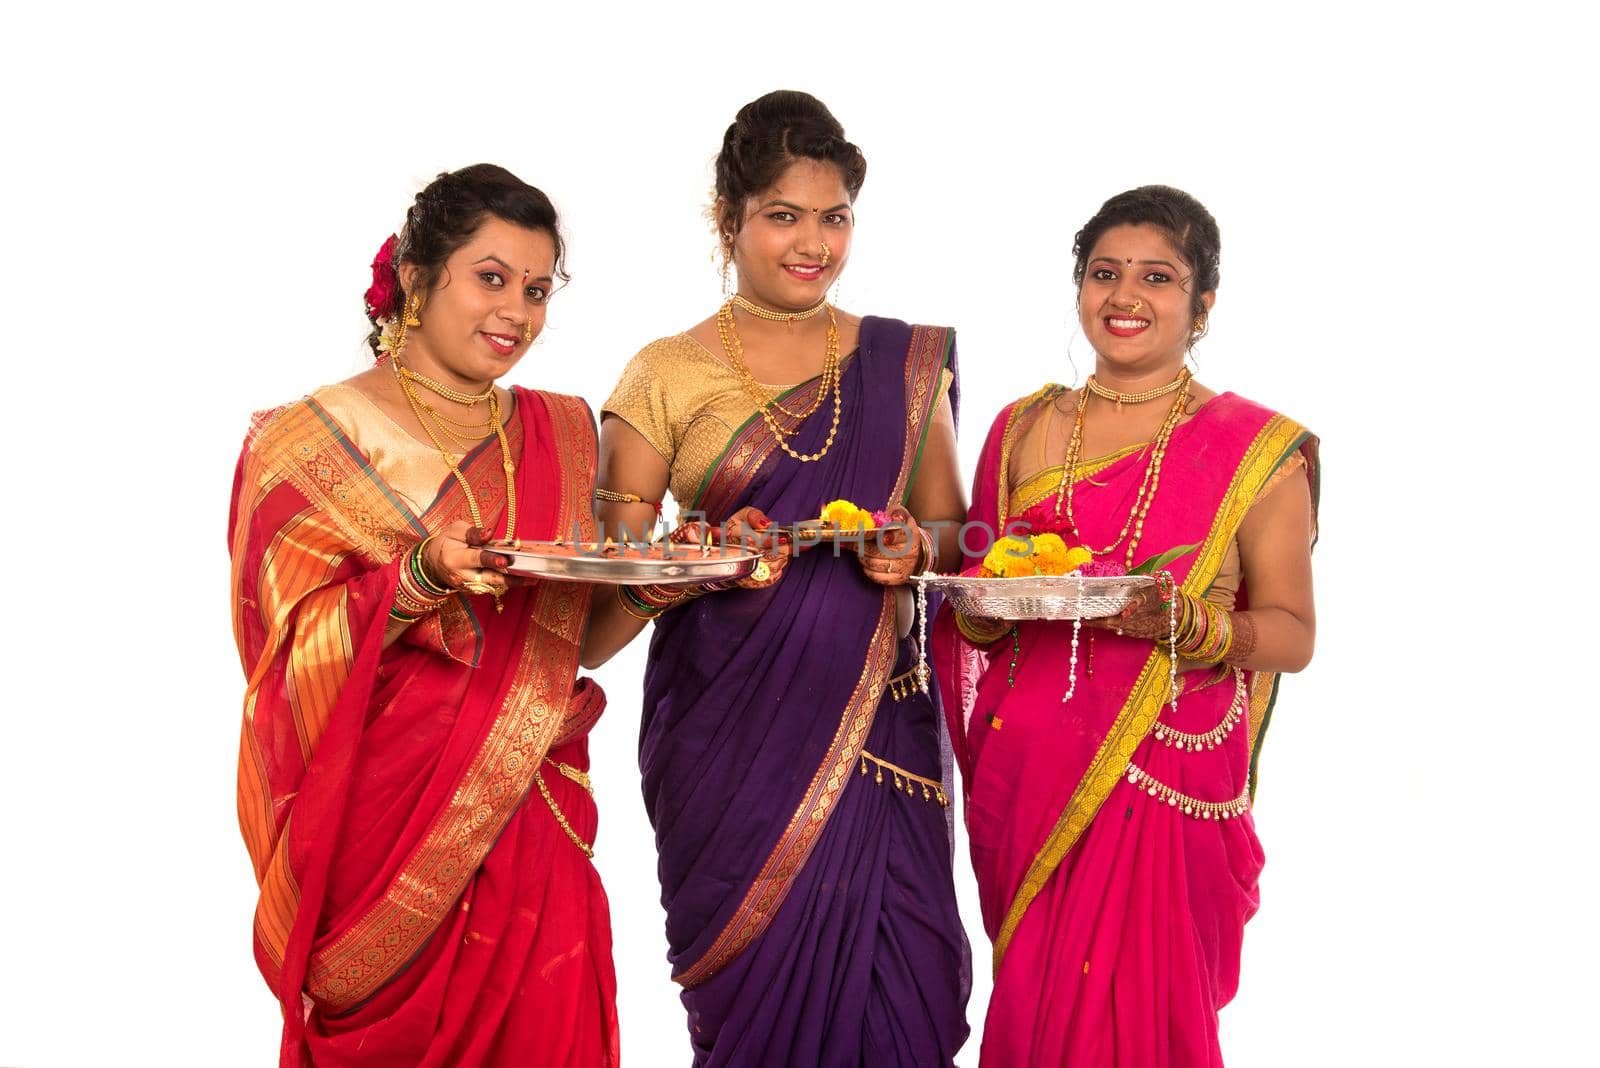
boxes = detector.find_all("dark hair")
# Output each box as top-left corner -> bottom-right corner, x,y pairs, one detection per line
1071,185 -> 1220,320
365,163 -> 568,357
713,90 -> 867,240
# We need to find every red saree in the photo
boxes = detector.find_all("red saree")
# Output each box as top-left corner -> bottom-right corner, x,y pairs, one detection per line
934,389 -> 1318,1066
229,386 -> 619,1067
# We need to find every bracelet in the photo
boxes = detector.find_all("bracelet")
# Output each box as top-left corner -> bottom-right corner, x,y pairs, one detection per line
1166,592 -> 1236,665
914,526 -> 936,574
617,582 -> 706,621
390,538 -> 453,625
407,535 -> 454,595
955,610 -> 1010,645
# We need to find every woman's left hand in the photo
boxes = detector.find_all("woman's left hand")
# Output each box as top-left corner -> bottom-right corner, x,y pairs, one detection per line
1084,582 -> 1171,640
856,506 -> 928,587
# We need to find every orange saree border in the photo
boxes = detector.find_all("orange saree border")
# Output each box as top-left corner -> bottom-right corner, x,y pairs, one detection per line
991,413 -> 1313,969
671,324 -> 950,988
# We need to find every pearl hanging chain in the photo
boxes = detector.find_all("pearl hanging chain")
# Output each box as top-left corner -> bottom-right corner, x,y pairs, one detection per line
1152,668 -> 1247,751
1125,763 -> 1251,821
915,577 -> 931,695
1062,572 -> 1085,703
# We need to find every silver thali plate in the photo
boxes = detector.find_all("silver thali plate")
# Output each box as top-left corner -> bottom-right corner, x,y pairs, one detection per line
917,572 -> 1156,621
495,541 -> 760,586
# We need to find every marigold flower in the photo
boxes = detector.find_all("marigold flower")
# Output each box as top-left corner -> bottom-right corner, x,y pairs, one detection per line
820,499 -> 874,530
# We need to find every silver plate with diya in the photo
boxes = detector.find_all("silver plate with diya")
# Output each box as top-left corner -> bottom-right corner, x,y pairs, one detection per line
494,540 -> 761,586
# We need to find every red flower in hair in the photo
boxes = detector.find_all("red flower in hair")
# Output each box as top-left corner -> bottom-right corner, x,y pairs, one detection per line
364,234 -> 401,320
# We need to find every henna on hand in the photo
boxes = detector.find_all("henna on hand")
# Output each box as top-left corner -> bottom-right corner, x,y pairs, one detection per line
1222,610 -> 1258,664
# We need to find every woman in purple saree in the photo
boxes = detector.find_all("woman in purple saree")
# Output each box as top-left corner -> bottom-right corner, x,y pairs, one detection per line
583,91 -> 971,1065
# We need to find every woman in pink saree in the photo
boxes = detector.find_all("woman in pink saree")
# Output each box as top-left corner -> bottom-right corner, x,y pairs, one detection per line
933,186 -> 1318,1066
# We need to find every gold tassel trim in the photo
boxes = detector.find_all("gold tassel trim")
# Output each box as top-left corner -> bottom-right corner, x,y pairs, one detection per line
858,749 -> 949,807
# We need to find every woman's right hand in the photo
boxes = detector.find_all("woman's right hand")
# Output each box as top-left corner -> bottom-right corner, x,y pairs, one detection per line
423,521 -> 516,595
669,507 -> 792,590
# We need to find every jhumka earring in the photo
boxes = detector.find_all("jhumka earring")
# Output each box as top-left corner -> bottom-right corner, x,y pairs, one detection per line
391,293 -> 423,356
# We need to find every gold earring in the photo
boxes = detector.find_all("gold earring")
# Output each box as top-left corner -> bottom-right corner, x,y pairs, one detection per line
1191,314 -> 1208,340
820,241 -> 831,268
720,242 -> 733,299
391,293 -> 423,356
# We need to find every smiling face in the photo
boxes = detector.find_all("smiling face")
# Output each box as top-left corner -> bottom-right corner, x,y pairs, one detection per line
727,158 -> 853,311
1078,223 -> 1215,377
399,215 -> 557,388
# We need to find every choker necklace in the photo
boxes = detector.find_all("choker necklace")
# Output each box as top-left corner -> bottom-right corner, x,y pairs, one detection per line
731,293 -> 827,324
1085,371 -> 1189,412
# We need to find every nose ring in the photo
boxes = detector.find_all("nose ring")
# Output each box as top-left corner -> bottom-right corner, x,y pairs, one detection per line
1128,300 -> 1142,315
820,241 -> 831,268
522,318 -> 535,344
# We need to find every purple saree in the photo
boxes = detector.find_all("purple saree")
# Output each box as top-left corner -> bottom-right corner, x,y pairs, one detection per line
639,317 -> 971,1066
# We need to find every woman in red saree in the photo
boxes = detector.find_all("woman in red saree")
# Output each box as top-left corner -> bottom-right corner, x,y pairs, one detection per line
934,186 -> 1319,1066
229,165 -> 618,1066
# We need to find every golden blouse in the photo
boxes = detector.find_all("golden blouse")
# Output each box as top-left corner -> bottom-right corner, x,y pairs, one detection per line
312,383 -> 453,515
603,332 -> 953,510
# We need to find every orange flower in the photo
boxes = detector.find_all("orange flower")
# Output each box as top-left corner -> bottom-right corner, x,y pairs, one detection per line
983,535 -> 1036,577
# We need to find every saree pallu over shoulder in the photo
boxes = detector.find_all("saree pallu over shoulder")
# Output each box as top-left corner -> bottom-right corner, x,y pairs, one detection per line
642,317 -> 955,990
938,390 -> 1316,970
230,387 -> 599,1031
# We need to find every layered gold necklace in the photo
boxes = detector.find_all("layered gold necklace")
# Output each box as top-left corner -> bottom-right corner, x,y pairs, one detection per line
1054,369 -> 1191,568
717,298 -> 842,463
391,356 -> 517,543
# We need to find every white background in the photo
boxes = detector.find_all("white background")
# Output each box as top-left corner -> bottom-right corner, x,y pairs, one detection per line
2,2 -> 1593,1065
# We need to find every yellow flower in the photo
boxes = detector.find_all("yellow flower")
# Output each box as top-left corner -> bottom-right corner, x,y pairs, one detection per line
820,499 -> 874,530
982,535 -> 1036,577
1061,546 -> 1095,573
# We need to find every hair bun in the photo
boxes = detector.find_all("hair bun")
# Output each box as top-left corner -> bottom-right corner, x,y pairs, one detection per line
714,90 -> 867,238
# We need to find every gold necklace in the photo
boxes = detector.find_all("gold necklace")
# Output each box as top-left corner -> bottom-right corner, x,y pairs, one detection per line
716,300 -> 842,463
391,357 -> 518,546
730,293 -> 828,323
717,300 -> 838,422
1054,369 -> 1190,567
397,362 -> 495,406
1085,370 -> 1189,412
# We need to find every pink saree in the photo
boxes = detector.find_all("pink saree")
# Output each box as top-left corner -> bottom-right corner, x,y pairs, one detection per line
933,388 -> 1318,1066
